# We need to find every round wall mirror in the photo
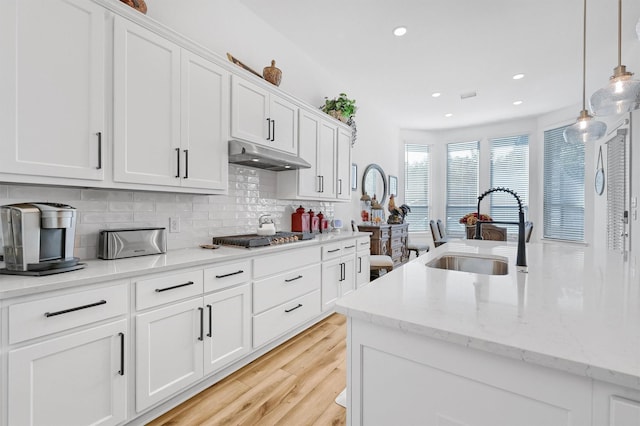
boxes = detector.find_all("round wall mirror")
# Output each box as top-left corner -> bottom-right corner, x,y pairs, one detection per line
362,163 -> 387,205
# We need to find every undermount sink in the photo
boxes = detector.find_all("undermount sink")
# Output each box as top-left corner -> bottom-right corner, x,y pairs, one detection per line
426,253 -> 509,275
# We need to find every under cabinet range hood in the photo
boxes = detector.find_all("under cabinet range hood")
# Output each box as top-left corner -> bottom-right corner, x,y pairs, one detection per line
228,140 -> 311,171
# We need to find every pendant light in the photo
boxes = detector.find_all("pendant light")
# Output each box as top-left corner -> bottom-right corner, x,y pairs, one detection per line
589,0 -> 640,116
564,0 -> 607,144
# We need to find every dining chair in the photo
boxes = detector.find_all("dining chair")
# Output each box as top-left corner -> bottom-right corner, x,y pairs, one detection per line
467,223 -> 507,241
430,220 -> 449,247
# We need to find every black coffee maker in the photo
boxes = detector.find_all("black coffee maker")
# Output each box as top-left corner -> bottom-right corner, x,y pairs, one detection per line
0,202 -> 85,275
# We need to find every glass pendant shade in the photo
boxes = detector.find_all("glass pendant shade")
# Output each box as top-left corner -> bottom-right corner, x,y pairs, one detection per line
589,66 -> 640,116
563,110 -> 608,143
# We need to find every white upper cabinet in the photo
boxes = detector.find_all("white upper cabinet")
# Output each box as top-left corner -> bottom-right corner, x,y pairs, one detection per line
180,51 -> 229,191
230,75 -> 298,154
0,0 -> 105,181
336,127 -> 352,200
113,17 -> 181,187
113,17 -> 229,193
277,108 -> 353,201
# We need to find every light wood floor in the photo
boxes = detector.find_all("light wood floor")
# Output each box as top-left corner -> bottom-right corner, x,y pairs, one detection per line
147,313 -> 347,426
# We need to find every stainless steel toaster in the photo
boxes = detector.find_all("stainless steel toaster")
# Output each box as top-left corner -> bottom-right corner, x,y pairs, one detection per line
98,228 -> 167,260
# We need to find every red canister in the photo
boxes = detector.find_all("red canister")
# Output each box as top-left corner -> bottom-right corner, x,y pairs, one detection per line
291,205 -> 310,232
317,212 -> 329,233
308,209 -> 320,233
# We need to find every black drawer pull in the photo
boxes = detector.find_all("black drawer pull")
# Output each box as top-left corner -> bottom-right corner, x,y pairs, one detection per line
175,148 -> 180,178
118,332 -> 125,376
215,270 -> 244,279
207,304 -> 212,338
155,281 -> 194,293
284,275 -> 303,283
284,303 -> 303,313
345,245 -> 355,249
327,248 -> 340,253
44,300 -> 107,318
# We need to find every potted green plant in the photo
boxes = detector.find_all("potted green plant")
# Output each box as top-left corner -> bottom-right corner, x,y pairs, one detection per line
320,93 -> 357,123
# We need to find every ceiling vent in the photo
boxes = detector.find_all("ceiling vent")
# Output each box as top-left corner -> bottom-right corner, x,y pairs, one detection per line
460,91 -> 477,100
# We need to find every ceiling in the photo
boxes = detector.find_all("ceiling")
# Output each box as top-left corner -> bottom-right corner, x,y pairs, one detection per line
239,0 -> 640,130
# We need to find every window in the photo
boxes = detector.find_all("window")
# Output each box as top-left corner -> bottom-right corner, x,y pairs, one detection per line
490,135 -> 529,235
543,125 -> 584,241
404,144 -> 430,231
446,141 -> 479,237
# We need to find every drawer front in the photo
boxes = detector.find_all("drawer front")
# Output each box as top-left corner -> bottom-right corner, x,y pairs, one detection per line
342,239 -> 357,255
204,260 -> 251,293
253,264 -> 321,314
253,290 -> 321,348
322,242 -> 343,261
9,281 -> 128,344
136,269 -> 203,311
253,246 -> 320,278
356,237 -> 370,253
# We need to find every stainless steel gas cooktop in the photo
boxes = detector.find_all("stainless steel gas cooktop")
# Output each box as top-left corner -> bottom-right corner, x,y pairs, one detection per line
211,231 -> 314,248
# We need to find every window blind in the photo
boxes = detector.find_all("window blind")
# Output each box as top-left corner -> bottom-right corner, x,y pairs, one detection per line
490,135 -> 529,236
543,125 -> 584,241
446,141 -> 479,237
607,131 -> 627,251
404,144 -> 430,232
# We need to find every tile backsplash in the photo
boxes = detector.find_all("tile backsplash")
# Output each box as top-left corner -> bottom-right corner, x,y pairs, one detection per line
0,165 -> 335,260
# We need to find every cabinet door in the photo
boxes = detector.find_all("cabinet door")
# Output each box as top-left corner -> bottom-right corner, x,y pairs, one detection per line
296,109 -> 321,197
269,94 -> 298,154
341,255 -> 356,298
8,320 -> 127,426
317,120 -> 337,199
356,252 -> 371,288
230,75 -> 269,144
113,16 -> 181,187
180,51 -> 229,191
321,258 -> 342,311
136,298 -> 204,411
0,0 -> 105,181
203,284 -> 251,375
336,127 -> 352,200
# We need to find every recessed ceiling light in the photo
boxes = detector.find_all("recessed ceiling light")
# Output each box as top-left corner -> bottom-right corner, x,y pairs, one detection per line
431,92 -> 441,98
445,113 -> 453,118
512,73 -> 525,80
393,26 -> 407,37
513,100 -> 523,106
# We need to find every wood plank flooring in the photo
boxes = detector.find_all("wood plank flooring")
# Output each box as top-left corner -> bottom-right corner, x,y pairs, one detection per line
147,313 -> 347,426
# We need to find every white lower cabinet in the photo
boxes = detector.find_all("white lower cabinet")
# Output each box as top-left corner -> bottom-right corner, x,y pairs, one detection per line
355,236 -> 371,288
321,240 -> 357,311
203,285 -> 251,375
9,319 -> 127,426
135,283 -> 251,412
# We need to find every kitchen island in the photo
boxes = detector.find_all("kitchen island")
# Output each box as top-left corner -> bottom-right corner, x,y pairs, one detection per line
336,240 -> 640,426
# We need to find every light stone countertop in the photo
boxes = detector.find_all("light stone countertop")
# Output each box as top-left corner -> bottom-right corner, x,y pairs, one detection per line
336,239 -> 640,391
0,231 -> 369,300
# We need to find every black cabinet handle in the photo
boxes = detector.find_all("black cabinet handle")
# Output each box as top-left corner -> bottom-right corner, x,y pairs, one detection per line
271,119 -> 275,141
155,281 -> 194,293
266,118 -> 271,140
320,175 -> 324,192
206,304 -> 212,338
198,307 -> 204,341
338,178 -> 342,195
44,300 -> 106,318
327,248 -> 340,253
215,270 -> 244,279
175,148 -> 180,178
118,332 -> 125,376
358,256 -> 362,273
96,132 -> 102,170
284,275 -> 303,283
183,149 -> 189,179
317,176 -> 322,193
345,245 -> 356,249
284,303 -> 302,313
